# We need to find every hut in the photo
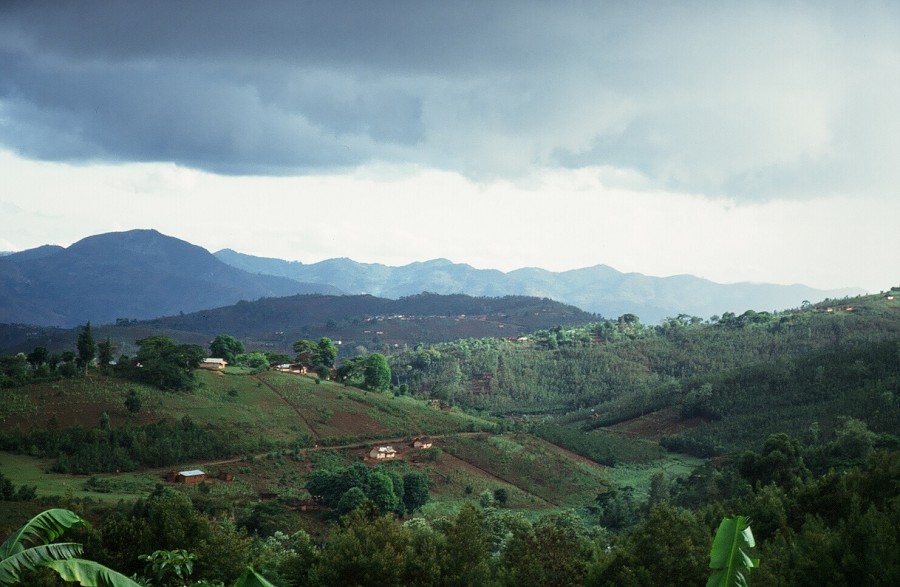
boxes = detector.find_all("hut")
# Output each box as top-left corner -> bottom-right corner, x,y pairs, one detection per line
175,469 -> 207,484
369,446 -> 397,460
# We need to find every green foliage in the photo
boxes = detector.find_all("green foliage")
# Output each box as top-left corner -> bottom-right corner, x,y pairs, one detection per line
292,337 -> 337,377
124,389 -> 142,414
232,567 -> 277,587
0,417 -> 238,473
596,504 -> 709,586
311,508 -> 412,587
0,471 -> 35,502
210,335 -> 245,364
499,511 -> 593,587
336,487 -> 369,516
0,508 -> 139,586
130,336 -> 205,391
139,549 -> 195,586
26,347 -> 49,369
441,503 -> 492,587
76,322 -> 96,374
738,433 -> 809,490
534,423 -> 663,466
364,353 -> 391,391
402,472 -> 430,513
707,516 -> 758,587
97,338 -> 115,372
42,558 -> 141,586
248,530 -> 316,587
307,462 -> 425,516
232,352 -> 269,374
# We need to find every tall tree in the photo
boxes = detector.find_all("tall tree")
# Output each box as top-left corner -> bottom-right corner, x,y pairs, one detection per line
26,347 -> 49,369
132,336 -> 205,391
441,504 -> 491,587
209,334 -> 244,364
364,353 -> 392,391
316,337 -> 338,376
76,322 -> 96,375
402,472 -> 430,513
97,338 -> 115,371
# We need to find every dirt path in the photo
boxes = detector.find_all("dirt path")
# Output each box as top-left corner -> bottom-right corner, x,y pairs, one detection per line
147,432 -> 489,474
252,374 -> 321,441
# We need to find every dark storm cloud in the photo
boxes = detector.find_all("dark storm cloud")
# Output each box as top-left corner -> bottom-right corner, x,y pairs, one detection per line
1,1 -> 899,198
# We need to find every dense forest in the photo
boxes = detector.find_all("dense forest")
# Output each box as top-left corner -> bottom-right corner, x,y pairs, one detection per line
389,293 -> 900,455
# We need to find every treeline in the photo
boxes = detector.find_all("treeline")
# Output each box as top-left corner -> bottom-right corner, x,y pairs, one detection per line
0,326 -> 208,392
0,416 -> 239,473
306,461 -> 430,516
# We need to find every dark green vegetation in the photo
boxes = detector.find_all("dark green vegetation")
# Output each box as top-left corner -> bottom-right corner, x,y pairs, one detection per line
0,292 -> 596,363
391,293 -> 900,460
0,290 -> 897,585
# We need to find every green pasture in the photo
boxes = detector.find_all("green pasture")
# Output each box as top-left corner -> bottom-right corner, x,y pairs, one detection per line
0,451 -> 158,502
600,452 -> 706,499
258,371 -> 494,441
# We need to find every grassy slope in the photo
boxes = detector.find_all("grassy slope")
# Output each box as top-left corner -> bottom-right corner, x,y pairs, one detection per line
1,367 -> 669,526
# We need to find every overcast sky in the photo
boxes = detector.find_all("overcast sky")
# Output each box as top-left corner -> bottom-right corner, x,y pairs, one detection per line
1,1 -> 897,292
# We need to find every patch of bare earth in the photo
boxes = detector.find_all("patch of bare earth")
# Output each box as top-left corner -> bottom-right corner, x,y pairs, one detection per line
321,410 -> 390,437
605,407 -> 706,441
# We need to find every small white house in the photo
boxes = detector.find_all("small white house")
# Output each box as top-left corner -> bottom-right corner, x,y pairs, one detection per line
199,358 -> 227,370
369,446 -> 397,459
413,438 -> 433,449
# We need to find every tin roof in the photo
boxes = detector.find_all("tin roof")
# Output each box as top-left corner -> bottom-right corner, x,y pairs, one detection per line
178,469 -> 206,476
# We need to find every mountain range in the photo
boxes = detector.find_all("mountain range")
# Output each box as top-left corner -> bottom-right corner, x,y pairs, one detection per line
0,229 -> 862,328
0,230 -> 339,327
214,249 -> 862,323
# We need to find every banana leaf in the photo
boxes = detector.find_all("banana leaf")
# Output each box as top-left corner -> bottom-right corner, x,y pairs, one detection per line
707,516 -> 759,587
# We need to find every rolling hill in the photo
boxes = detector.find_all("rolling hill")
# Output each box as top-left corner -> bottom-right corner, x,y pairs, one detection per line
216,248 -> 864,323
0,292 -> 596,357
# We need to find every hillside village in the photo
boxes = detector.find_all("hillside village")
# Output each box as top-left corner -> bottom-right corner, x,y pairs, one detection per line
1,287 -> 898,585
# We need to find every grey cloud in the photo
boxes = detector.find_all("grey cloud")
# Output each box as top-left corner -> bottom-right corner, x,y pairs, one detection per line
1,1 -> 899,199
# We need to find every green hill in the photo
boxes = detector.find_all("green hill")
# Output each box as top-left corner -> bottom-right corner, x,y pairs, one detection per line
392,292 -> 900,456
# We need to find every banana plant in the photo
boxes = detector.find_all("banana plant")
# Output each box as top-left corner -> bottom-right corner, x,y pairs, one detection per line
0,508 -> 140,586
233,567 -> 277,587
707,515 -> 759,587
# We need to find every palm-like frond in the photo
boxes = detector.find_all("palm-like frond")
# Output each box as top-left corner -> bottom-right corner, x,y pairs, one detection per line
707,516 -> 759,587
233,567 -> 278,587
0,542 -> 84,585
44,558 -> 143,587
0,508 -> 87,559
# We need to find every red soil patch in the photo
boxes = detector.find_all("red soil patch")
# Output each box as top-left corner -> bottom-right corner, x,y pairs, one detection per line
605,407 -> 706,441
321,410 -> 390,437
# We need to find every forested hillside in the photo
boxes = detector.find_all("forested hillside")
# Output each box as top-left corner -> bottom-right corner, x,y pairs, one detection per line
0,291 -> 897,586
0,292 -> 595,357
391,292 -> 900,455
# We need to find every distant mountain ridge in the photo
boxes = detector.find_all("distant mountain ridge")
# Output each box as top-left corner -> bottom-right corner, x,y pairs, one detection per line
215,249 -> 863,323
0,230 -> 341,327
0,229 -> 864,328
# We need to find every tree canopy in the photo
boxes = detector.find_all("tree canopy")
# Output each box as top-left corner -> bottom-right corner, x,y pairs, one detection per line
364,353 -> 391,391
210,334 -> 245,364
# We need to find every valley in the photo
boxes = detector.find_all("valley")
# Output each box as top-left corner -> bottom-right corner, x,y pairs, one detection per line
0,267 -> 897,585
